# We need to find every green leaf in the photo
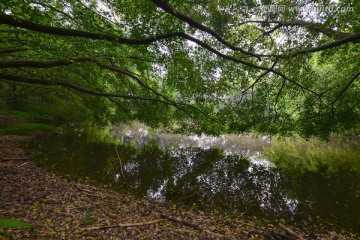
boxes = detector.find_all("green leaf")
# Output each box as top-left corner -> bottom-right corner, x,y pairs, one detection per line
0,219 -> 32,229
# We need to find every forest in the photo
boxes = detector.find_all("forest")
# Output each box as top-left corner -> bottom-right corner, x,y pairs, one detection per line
1,0 -> 360,239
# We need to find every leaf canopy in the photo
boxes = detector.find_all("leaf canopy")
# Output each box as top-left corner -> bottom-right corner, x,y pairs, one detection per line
1,0 -> 360,137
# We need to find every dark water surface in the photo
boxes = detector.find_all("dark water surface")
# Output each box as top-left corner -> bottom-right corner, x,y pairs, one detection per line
29,127 -> 360,232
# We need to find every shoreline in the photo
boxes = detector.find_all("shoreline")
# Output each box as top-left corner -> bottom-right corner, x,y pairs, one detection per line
0,134 -> 358,239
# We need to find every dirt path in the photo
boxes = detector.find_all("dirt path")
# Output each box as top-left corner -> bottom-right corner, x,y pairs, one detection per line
0,135 -> 357,239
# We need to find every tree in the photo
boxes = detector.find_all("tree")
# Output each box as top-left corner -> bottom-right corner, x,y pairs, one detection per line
1,0 -> 360,136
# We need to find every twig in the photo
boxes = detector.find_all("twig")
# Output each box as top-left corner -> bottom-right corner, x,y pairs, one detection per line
18,161 -> 31,167
114,145 -> 126,180
80,219 -> 163,230
0,227 -> 32,230
0,207 -> 23,214
74,185 -> 104,198
53,210 -> 76,217
279,223 -> 305,240
160,213 -> 232,240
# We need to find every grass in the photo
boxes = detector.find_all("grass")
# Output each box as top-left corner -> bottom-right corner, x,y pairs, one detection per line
0,110 -> 56,135
0,219 -> 32,229
8,110 -> 39,120
264,136 -> 360,176
0,123 -> 54,135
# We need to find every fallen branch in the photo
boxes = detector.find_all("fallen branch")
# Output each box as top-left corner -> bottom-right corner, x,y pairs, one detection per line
80,219 -> 163,230
160,213 -> 232,240
74,185 -> 104,198
279,223 -> 305,240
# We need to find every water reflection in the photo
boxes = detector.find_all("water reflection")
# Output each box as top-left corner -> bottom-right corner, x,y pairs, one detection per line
29,127 -> 360,232
111,125 -> 270,155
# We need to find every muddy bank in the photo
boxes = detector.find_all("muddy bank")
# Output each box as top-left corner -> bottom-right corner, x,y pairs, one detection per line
0,135 -> 358,239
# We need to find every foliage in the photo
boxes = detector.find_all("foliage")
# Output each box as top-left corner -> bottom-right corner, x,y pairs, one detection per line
264,137 -> 360,176
0,219 -> 31,229
1,0 -> 360,136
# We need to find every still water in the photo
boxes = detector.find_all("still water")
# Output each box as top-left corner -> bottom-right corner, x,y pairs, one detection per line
29,126 -> 360,232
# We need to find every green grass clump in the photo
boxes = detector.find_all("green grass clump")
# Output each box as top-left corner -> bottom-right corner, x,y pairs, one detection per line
0,219 -> 31,229
0,123 -> 54,135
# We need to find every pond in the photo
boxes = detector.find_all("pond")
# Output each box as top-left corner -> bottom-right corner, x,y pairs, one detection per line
28,126 -> 360,233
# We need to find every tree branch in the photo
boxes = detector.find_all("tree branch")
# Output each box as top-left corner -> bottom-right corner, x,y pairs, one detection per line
239,20 -> 352,40
238,20 -> 360,57
290,33 -> 360,56
150,0 -> 262,60
331,71 -> 360,106
0,57 -> 98,68
230,60 -> 278,112
0,72 -> 181,105
104,62 -> 214,119
0,14 -> 184,45
29,1 -> 77,23
106,97 -> 131,111
0,14 -> 317,95
0,47 -> 28,54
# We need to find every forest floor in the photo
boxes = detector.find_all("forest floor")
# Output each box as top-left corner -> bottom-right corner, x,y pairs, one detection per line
0,123 -> 359,239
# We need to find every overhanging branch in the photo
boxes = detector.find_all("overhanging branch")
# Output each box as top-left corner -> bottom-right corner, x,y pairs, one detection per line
0,72 -> 176,104
239,20 -> 352,40
151,0 -> 261,60
0,14 -> 318,97
0,47 -> 28,54
290,33 -> 360,57
0,14 -> 184,45
0,57 -> 98,68
0,72 -> 198,118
